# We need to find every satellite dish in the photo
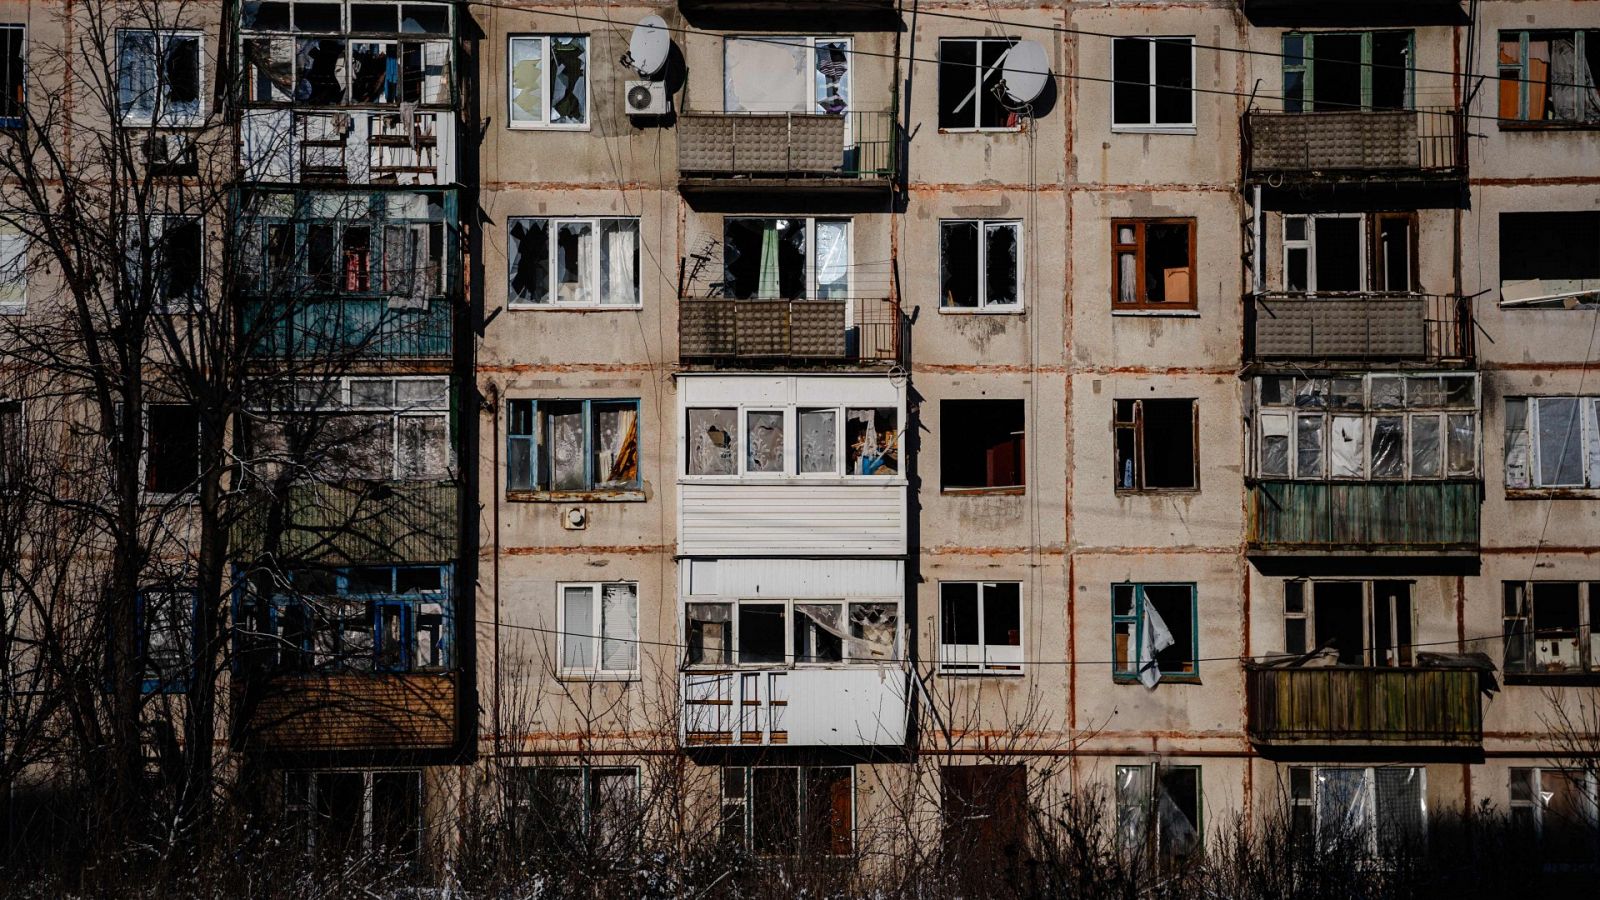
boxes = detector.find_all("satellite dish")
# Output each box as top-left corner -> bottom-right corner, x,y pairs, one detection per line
1001,40 -> 1050,105
626,15 -> 671,78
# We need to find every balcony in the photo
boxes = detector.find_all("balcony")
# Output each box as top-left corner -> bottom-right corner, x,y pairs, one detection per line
1248,480 -> 1479,557
681,668 -> 909,748
679,297 -> 903,366
241,109 -> 456,186
1244,109 -> 1464,185
1240,0 -> 1466,26
678,111 -> 897,197
242,297 -> 453,361
233,480 -> 458,566
237,672 -> 457,753
1249,293 -> 1473,364
1246,665 -> 1482,751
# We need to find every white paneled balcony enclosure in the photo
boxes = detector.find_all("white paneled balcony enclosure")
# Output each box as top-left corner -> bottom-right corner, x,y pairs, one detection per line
678,375 -> 906,557
679,558 -> 908,749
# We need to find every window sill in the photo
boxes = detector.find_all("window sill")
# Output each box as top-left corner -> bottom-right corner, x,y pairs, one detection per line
1505,488 -> 1600,500
681,476 -> 906,487
942,486 -> 1025,496
0,303 -> 23,316
507,123 -> 592,132
506,303 -> 643,312
1503,673 -> 1600,687
936,668 -> 1024,677
1114,675 -> 1200,685
142,490 -> 199,505
507,489 -> 645,503
1111,308 -> 1200,318
937,127 -> 1025,135
557,672 -> 639,683
938,306 -> 1024,315
1114,488 -> 1199,496
1110,125 -> 1197,135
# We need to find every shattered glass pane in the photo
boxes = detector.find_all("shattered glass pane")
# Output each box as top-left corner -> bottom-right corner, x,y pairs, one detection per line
351,42 -> 398,104
1447,413 -> 1476,476
550,37 -> 587,125
940,221 -> 979,308
848,603 -> 897,663
1260,413 -> 1290,477
1259,377 -> 1292,406
984,222 -> 1020,306
1295,378 -> 1328,408
296,38 -> 347,104
846,408 -> 898,476
745,411 -> 784,474
541,401 -> 586,491
1329,415 -> 1364,478
797,408 -> 837,474
1296,415 -> 1323,477
590,401 -> 638,489
508,218 -> 550,304
556,221 -> 594,304
687,408 -> 737,476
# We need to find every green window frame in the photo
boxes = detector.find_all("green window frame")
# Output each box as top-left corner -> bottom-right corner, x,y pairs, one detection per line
1282,31 -> 1415,113
1111,582 -> 1199,683
1497,30 -> 1600,124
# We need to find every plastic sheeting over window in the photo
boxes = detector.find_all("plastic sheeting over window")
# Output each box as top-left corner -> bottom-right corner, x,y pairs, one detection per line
1300,766 -> 1426,855
1116,765 -> 1201,862
1257,374 -> 1478,480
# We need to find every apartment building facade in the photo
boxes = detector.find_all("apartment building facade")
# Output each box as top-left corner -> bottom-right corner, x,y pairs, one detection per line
0,0 -> 1596,880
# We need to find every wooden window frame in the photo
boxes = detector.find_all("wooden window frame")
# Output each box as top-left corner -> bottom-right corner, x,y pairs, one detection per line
1498,30 -> 1600,126
1281,579 -> 1416,667
506,397 -> 642,499
1281,30 -> 1416,113
1113,398 -> 1200,493
1111,218 -> 1197,311
1502,581 -> 1600,680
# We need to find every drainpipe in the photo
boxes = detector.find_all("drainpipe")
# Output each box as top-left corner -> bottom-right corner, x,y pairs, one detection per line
1251,185 -> 1264,295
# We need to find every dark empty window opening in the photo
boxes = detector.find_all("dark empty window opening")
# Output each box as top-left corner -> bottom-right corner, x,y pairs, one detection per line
1283,580 -> 1413,666
1111,583 -> 1198,682
1112,37 -> 1194,129
0,399 -> 20,486
722,766 -> 853,858
1115,398 -> 1197,491
724,218 -> 806,300
0,25 -> 23,127
1282,31 -> 1412,114
1498,30 -> 1600,124
938,38 -> 1020,131
940,220 -> 1021,309
1503,581 -> 1600,676
286,769 -> 422,861
941,399 -> 1025,492
145,403 -> 200,494
1499,212 -> 1600,305
1113,219 -> 1195,310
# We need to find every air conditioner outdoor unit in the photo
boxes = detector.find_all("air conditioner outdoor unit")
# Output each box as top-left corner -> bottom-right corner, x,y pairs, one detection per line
625,80 -> 669,116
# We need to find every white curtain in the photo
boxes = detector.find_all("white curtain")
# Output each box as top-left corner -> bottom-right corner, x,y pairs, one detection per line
601,583 -> 638,672
1137,595 -> 1174,689
601,220 -> 638,306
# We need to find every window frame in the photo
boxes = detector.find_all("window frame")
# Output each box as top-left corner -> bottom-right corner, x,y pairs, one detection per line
248,375 -> 453,483
1115,763 -> 1204,861
1502,581 -> 1600,680
682,403 -> 902,481
1281,30 -> 1416,113
1289,766 -> 1427,856
1282,579 -> 1416,666
719,217 -> 852,302
508,764 -> 641,851
142,402 -> 202,498
1509,767 -> 1600,864
284,768 -> 424,859
682,597 -> 902,669
117,29 -> 206,127
1111,218 -> 1197,312
245,564 -> 454,676
937,581 -> 1024,676
720,765 -> 856,858
505,215 -> 641,308
938,218 -> 1024,312
556,581 -> 640,681
1280,213 -> 1369,294
0,220 -> 28,313
1113,397 -> 1200,493
138,588 -> 195,694
1111,583 -> 1199,684
507,34 -> 590,131
937,37 -> 1023,133
1110,36 -> 1196,133
505,397 -> 642,499
1498,30 -> 1600,127
1505,396 -> 1600,492
0,24 -> 23,130
0,398 -> 21,491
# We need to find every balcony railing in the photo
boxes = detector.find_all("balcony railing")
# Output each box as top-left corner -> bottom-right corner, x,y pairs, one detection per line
678,110 -> 897,187
242,298 -> 453,360
679,297 -> 903,365
1247,665 -> 1483,749
1249,293 -> 1473,363
1248,480 -> 1480,554
233,480 -> 458,565
237,672 -> 457,752
681,668 -> 909,748
1244,108 -> 1463,181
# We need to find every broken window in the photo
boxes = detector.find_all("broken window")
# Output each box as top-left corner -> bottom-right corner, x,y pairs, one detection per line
1113,219 -> 1195,309
508,35 -> 586,127
285,769 -> 422,861
941,764 -> 1029,891
1112,37 -> 1194,129
507,217 -> 638,307
939,582 -> 1021,674
0,222 -> 25,313
0,399 -> 18,488
1114,398 -> 1197,491
118,30 -> 203,125
940,219 -> 1021,309
2,583 -> 44,695
723,36 -> 852,118
686,407 -> 738,476
685,599 -> 897,667
1111,583 -> 1197,683
722,766 -> 852,857
1499,31 -> 1600,124
559,582 -> 638,677
247,376 -> 449,482
1282,31 -> 1412,113
1502,581 -> 1600,676
1510,768 -> 1600,865
126,215 -> 204,311
1280,212 -> 1416,294
687,404 -> 895,479
1281,580 -> 1413,666
1503,396 -> 1600,489
940,399 -> 1024,491
1257,375 -> 1477,481
0,25 -> 23,127
721,218 -> 849,301
253,566 -> 451,674
1116,764 -> 1201,863
505,398 -> 639,494
138,589 -> 193,693
509,766 -> 640,855
1498,212 -> 1600,307
1289,767 -> 1425,856
144,403 -> 200,495
938,38 -> 1020,131
844,407 -> 898,476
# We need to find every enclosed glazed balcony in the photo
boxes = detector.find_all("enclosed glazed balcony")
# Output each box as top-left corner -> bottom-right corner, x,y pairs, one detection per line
1249,293 -> 1473,364
682,668 -> 908,748
1244,108 -> 1464,185
1246,664 -> 1483,751
1247,480 -> 1480,556
678,296 -> 903,366
233,480 -> 459,565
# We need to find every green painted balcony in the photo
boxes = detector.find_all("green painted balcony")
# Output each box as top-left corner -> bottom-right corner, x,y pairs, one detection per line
1247,480 -> 1480,556
1247,665 -> 1483,750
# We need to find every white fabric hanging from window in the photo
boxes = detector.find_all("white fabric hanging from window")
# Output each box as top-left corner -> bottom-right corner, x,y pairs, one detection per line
1137,594 -> 1174,688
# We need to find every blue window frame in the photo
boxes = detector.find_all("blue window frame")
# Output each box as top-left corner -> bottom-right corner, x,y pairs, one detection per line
240,564 -> 453,674
506,398 -> 641,495
138,588 -> 196,694
1111,583 -> 1198,684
